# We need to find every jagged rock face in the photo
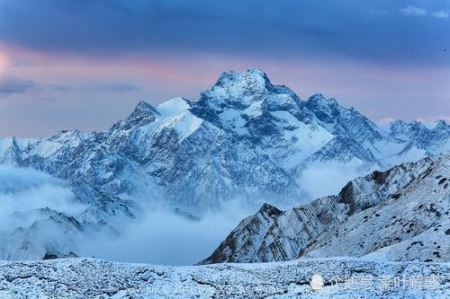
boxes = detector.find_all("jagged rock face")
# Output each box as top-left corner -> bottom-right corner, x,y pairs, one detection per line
389,120 -> 450,151
304,155 -> 450,262
305,94 -> 383,145
0,68 -> 449,260
202,153 -> 450,264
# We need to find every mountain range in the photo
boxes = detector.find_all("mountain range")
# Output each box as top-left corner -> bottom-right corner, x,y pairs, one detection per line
0,68 -> 449,260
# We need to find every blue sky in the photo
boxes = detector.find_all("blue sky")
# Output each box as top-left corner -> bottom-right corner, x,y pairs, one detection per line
0,0 -> 449,136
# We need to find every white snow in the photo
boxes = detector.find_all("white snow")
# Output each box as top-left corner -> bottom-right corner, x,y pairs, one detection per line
218,108 -> 248,132
0,257 -> 449,298
243,100 -> 264,117
270,110 -> 334,169
159,111 -> 204,141
156,97 -> 190,117
134,97 -> 204,141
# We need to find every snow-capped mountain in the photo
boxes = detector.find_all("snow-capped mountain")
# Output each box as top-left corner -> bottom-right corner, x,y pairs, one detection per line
389,119 -> 450,154
0,68 -> 449,260
201,153 -> 450,264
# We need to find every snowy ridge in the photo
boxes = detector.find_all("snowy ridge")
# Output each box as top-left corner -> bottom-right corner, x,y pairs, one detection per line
0,68 -> 449,260
0,258 -> 449,298
202,153 -> 450,264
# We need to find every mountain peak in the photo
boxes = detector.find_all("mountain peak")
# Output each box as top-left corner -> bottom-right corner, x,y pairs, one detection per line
390,119 -> 449,132
390,120 -> 426,131
305,94 -> 340,120
133,101 -> 159,115
258,203 -> 283,218
129,100 -> 159,120
306,94 -> 338,107
212,68 -> 274,96
434,120 -> 448,130
112,101 -> 159,130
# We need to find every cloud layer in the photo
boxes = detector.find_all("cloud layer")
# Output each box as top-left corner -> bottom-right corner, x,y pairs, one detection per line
400,5 -> 427,16
0,0 -> 449,66
0,0 -> 448,137
0,165 -> 256,265
0,76 -> 36,97
0,165 -> 86,232
79,202 -> 253,265
401,5 -> 450,18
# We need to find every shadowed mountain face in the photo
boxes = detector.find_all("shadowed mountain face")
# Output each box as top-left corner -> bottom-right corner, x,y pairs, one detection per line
0,69 -> 449,260
201,153 -> 450,264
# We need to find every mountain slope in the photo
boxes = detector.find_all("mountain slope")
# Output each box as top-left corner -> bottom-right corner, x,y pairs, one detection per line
202,153 -> 450,264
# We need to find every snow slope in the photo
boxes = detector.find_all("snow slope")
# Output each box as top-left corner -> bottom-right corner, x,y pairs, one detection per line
202,153 -> 450,264
0,257 -> 449,298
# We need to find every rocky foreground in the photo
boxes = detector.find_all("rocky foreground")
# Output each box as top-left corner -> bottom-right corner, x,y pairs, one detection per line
0,258 -> 449,298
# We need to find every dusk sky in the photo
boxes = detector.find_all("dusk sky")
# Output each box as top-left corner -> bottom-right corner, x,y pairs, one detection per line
0,0 -> 449,137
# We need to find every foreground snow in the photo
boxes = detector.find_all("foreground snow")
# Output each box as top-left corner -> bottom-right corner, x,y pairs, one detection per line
0,258 -> 449,298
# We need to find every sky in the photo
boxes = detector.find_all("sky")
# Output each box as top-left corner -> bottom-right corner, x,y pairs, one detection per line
0,0 -> 449,137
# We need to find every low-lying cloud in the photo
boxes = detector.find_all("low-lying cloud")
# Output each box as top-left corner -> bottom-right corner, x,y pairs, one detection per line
298,161 -> 377,199
0,162 -> 377,265
0,165 -> 257,265
0,165 -> 86,233
79,200 -> 255,265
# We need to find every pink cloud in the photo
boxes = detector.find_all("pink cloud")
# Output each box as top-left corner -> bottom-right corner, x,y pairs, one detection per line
0,44 -> 448,137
